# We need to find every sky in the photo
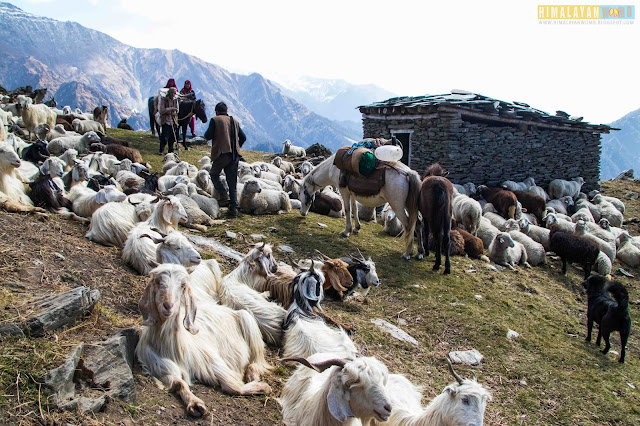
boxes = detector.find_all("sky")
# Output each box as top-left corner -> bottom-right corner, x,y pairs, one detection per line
9,0 -> 640,124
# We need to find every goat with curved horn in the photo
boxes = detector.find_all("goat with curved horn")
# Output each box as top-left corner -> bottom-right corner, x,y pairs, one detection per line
447,357 -> 464,385
280,356 -> 347,372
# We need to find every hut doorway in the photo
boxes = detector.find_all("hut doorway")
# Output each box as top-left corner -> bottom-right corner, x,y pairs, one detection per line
391,131 -> 412,166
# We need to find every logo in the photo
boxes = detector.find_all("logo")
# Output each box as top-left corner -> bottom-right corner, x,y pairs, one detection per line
538,5 -> 635,24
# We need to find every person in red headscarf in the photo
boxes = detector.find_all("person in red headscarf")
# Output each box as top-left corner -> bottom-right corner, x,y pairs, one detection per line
180,80 -> 196,137
165,78 -> 177,89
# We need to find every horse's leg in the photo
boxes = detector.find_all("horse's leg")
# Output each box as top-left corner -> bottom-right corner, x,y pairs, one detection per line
422,221 -> 430,259
433,229 -> 442,271
416,218 -> 425,260
341,192 -> 353,237
443,225 -> 451,275
390,199 -> 414,260
181,123 -> 189,149
352,198 -> 361,234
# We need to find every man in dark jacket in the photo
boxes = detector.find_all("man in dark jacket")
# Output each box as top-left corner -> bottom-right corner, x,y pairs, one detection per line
204,102 -> 246,217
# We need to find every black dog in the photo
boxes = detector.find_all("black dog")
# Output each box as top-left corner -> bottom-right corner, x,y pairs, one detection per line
583,275 -> 631,363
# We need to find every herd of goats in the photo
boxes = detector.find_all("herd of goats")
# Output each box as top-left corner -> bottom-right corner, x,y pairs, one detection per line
0,93 -> 637,424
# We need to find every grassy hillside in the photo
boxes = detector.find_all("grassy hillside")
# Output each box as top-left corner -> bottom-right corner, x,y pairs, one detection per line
1,129 -> 639,425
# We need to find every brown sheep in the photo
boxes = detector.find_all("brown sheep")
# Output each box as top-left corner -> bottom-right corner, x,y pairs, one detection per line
513,190 -> 546,223
479,185 -> 518,219
455,228 -> 487,260
100,135 -> 130,147
102,143 -> 143,163
430,229 -> 465,256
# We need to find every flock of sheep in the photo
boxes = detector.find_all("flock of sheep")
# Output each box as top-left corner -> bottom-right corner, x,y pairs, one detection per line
1,92 -> 637,423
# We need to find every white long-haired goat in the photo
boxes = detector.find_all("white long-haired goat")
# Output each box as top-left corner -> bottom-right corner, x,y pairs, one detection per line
282,264 -> 357,359
136,264 -> 272,417
220,243 -> 287,346
279,353 -> 393,425
375,359 -> 491,426
0,142 -> 47,216
66,184 -> 126,218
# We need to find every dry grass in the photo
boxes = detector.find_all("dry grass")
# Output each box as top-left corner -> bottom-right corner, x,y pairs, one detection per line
0,129 -> 639,424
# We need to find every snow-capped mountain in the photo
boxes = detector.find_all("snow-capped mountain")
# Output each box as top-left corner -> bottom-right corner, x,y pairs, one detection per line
601,108 -> 640,179
0,2 -> 360,152
272,75 -> 397,124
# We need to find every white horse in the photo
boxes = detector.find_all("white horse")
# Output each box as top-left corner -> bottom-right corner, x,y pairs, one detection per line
299,154 -> 422,260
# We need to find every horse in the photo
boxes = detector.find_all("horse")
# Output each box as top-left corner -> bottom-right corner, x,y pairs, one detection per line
148,97 -> 207,146
177,99 -> 207,147
419,163 -> 453,274
299,154 -> 422,260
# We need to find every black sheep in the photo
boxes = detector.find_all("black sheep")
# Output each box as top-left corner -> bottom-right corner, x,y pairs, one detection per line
21,140 -> 49,164
549,227 -> 600,279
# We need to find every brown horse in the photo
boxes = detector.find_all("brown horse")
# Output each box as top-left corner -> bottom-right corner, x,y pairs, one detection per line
419,163 -> 453,274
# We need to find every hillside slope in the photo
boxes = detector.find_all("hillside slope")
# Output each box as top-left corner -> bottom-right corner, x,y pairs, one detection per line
601,107 -> 640,179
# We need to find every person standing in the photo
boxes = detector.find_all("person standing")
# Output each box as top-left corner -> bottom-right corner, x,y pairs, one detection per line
180,80 -> 197,137
205,102 -> 246,217
158,87 -> 179,155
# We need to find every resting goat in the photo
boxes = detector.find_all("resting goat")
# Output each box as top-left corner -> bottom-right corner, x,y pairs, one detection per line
136,264 -> 272,417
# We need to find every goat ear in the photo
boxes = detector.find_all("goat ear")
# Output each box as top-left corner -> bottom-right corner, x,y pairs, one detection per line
72,165 -> 81,182
95,189 -> 107,204
182,283 -> 198,334
327,374 -> 354,422
139,282 -> 159,326
40,161 -> 50,176
444,385 -> 459,397
162,201 -> 173,224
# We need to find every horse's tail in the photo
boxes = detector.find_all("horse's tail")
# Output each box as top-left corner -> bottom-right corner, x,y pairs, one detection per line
404,170 -> 422,247
430,180 -> 452,238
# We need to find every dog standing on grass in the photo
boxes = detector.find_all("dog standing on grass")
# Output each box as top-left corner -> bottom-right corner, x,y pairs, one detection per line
583,275 -> 631,363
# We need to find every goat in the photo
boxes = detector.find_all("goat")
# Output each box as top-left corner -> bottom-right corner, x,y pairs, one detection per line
220,243 -> 287,346
282,265 -> 358,359
377,359 -> 491,426
27,175 -> 87,223
0,142 -> 48,216
420,163 -> 453,274
136,264 -> 272,417
279,354 -> 392,425
21,140 -> 49,164
66,184 -> 126,218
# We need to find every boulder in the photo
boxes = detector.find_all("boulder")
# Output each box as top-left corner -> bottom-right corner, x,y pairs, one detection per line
448,349 -> 484,366
371,318 -> 418,346
25,286 -> 100,337
0,323 -> 24,337
614,169 -> 634,180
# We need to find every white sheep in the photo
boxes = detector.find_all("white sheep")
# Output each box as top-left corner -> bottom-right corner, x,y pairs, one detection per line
544,206 -> 572,223
503,219 -> 546,266
589,190 -> 625,214
593,252 -> 612,277
0,109 -> 12,142
252,164 -> 284,185
617,232 -> 640,267
477,216 -> 500,249
453,193 -> 482,235
483,211 -> 507,230
16,101 -> 56,139
279,354 -> 392,425
379,360 -> 491,426
546,196 -> 574,216
544,212 -> 576,233
72,118 -> 105,135
300,161 -> 314,177
452,182 -> 477,196
168,183 -> 216,231
165,161 -> 190,176
239,179 -> 291,215
518,217 -> 550,251
591,194 -> 623,227
136,264 -> 272,417
502,177 -> 535,191
382,204 -> 403,237
356,201 -> 377,222
548,177 -> 584,200
220,244 -> 287,346
198,156 -> 212,171
283,175 -> 302,199
272,156 -> 295,174
254,161 -> 286,178
282,139 -> 306,158
158,174 -> 190,194
526,185 -> 550,201
571,207 -> 595,224
186,183 -> 219,219
488,232 -> 530,270
282,266 -> 357,360
598,218 -> 624,241
66,184 -> 126,218
583,220 -> 617,247
48,131 -> 101,155
574,220 -> 616,263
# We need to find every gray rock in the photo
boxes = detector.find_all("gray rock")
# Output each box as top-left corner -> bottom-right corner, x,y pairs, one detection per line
25,286 -> 100,337
250,234 -> 267,240
0,323 -> 24,337
44,328 -> 140,414
225,231 -> 237,239
54,252 -> 65,261
614,169 -> 634,180
448,349 -> 484,366
371,319 -> 418,346
186,234 -> 244,262
626,192 -> 638,200
507,329 -> 521,339
278,245 -> 295,254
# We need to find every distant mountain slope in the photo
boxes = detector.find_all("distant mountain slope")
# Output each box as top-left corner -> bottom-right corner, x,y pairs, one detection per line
601,108 -> 640,179
273,76 -> 396,125
0,2 -> 359,151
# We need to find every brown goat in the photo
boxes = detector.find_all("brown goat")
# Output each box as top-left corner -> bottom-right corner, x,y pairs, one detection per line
479,185 -> 518,219
103,143 -> 143,163
513,190 -> 545,223
420,163 -> 453,274
56,117 -> 74,131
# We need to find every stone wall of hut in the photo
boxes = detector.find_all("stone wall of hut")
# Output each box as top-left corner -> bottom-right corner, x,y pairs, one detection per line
362,112 -> 601,191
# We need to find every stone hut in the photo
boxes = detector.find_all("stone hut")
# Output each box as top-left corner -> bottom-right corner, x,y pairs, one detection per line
358,90 -> 614,190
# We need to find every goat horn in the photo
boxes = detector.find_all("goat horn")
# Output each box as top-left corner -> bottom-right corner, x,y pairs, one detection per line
447,357 -> 464,385
356,248 -> 366,262
149,227 -> 168,238
140,234 -> 165,244
314,249 -> 331,260
280,357 -> 347,372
